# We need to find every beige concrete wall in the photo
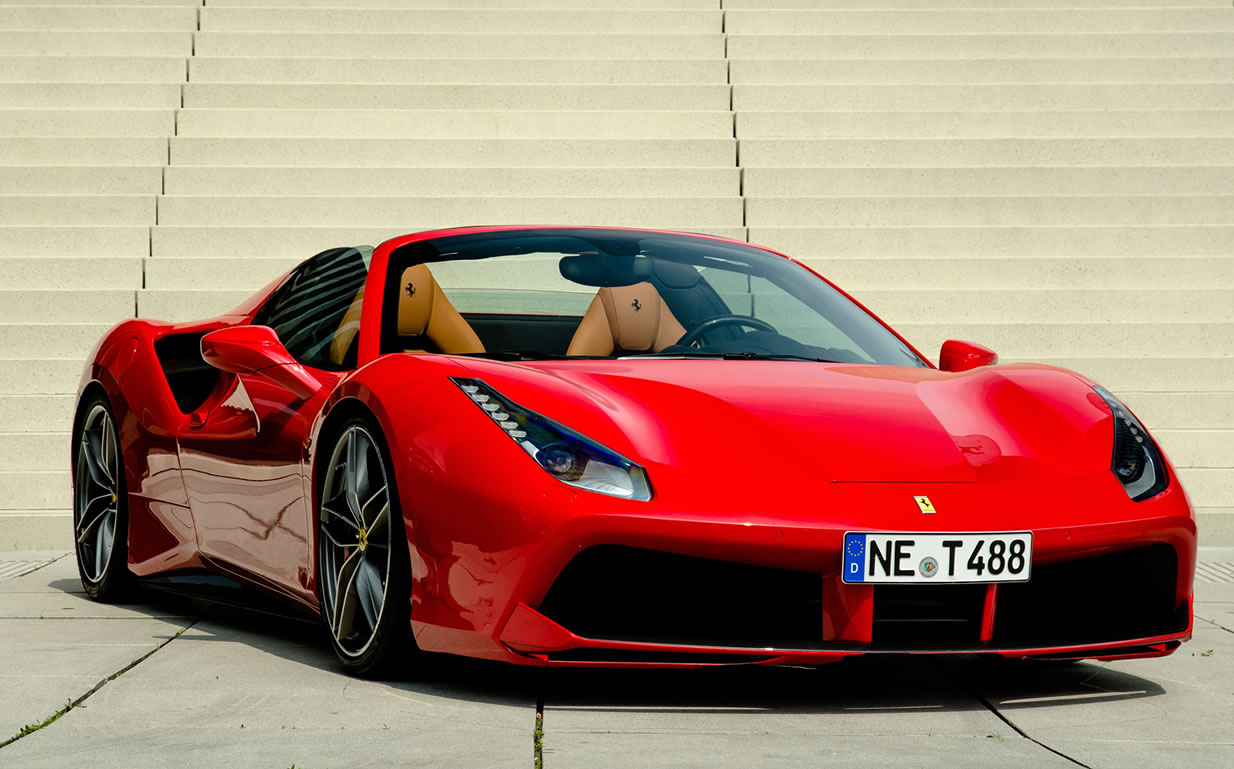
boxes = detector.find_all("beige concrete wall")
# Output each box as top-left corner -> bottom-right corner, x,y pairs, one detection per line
0,0 -> 1228,547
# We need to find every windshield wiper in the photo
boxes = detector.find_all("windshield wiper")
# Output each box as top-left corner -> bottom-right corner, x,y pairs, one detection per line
622,351 -> 837,363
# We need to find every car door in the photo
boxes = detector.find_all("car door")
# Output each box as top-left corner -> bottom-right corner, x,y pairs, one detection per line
178,247 -> 370,600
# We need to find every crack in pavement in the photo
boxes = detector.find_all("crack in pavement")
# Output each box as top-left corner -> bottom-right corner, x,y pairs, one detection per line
533,691 -> 544,769
0,608 -> 209,750
1195,614 -> 1234,634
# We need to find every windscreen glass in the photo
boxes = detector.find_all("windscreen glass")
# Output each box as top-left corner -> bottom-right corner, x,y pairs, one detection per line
383,229 -> 926,367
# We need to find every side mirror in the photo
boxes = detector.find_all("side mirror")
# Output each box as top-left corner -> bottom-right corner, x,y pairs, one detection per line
200,325 -> 321,400
939,339 -> 999,373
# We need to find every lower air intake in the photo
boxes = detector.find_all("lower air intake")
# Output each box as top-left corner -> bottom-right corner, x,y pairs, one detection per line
537,545 -> 823,649
994,543 -> 1184,647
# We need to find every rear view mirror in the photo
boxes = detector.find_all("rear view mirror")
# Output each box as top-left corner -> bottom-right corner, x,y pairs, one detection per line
939,339 -> 998,372
200,325 -> 320,399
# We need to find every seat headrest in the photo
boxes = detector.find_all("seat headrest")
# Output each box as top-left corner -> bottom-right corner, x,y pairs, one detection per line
398,264 -> 437,337
599,283 -> 674,352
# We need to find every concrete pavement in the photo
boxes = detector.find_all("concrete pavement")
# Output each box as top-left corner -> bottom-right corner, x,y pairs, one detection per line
1,551 -> 1231,768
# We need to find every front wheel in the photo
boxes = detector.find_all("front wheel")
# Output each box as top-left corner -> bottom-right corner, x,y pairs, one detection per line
317,418 -> 414,677
73,396 -> 131,601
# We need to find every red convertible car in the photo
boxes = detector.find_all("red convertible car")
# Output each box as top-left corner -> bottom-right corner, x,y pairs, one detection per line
72,226 -> 1195,675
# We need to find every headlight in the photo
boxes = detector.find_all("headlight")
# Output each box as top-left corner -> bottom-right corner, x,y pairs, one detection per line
1093,386 -> 1169,502
451,377 -> 652,501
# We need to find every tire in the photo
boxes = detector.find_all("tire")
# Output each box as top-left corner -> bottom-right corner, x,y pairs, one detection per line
72,394 -> 131,601
316,416 -> 415,677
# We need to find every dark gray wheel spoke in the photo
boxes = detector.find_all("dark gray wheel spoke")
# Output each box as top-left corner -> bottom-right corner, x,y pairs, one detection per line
355,557 -> 383,630
319,423 -> 394,658
332,549 -> 361,642
81,432 -> 112,488
76,494 -> 115,544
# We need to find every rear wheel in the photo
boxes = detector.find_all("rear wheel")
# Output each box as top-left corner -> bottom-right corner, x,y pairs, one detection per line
73,396 -> 131,601
317,418 -> 414,677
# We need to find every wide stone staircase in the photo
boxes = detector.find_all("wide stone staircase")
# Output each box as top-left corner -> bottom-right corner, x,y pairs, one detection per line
0,0 -> 1230,548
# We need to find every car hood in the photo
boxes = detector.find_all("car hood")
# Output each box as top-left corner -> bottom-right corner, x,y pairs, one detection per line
454,358 -> 1115,486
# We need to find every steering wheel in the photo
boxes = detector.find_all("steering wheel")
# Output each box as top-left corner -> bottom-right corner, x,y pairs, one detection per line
676,314 -> 776,347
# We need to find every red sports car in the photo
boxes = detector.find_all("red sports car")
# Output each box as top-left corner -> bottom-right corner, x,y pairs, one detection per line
72,226 -> 1195,675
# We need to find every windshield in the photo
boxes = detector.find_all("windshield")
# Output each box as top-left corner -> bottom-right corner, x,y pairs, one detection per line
380,228 -> 927,367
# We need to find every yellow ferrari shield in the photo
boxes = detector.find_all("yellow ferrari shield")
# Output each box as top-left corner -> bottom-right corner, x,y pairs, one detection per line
914,495 -> 936,514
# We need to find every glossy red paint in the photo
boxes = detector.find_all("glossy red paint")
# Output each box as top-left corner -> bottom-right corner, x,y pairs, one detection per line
73,227 -> 1196,669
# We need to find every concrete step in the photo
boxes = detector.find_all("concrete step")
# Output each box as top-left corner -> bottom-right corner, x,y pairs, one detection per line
208,0 -> 719,7
0,196 -> 154,226
746,195 -> 1234,227
169,138 -> 734,167
727,32 -> 1234,60
0,395 -> 75,433
0,138 -> 166,166
163,165 -> 739,196
1179,469 -> 1234,506
0,324 -> 119,360
199,8 -> 721,34
0,292 -> 133,324
733,83 -> 1234,112
749,226 -> 1234,258
1153,431 -> 1233,471
0,434 -> 65,473
0,6 -> 197,31
742,166 -> 1234,197
5,0 -> 200,5
0,83 -> 180,109
193,31 -> 725,59
1121,393 -> 1234,431
731,58 -> 1234,85
189,57 -> 727,85
813,257 -> 1234,290
0,30 -> 191,56
0,472 -> 69,512
138,289 -> 272,322
0,511 -> 70,550
861,290 -> 1234,324
145,257 -> 298,290
0,258 -> 141,289
739,138 -> 1234,167
0,109 -> 175,138
908,325 -> 1234,367
183,83 -> 730,110
736,111 -> 1234,140
724,9 -> 1234,34
175,109 -> 734,139
150,225 -> 747,257
0,57 -> 186,84
725,0 -> 1230,7
903,321 -> 1234,361
156,195 -> 744,227
0,360 -> 88,395
0,226 -> 150,257
0,166 -> 161,195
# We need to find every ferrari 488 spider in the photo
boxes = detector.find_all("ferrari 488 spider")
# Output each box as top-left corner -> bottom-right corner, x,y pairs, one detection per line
72,226 -> 1195,675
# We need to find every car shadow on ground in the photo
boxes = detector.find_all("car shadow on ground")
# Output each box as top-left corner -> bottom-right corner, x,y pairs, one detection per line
86,583 -> 1166,718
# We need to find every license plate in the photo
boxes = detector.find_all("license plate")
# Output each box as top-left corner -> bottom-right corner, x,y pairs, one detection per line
842,532 -> 1032,584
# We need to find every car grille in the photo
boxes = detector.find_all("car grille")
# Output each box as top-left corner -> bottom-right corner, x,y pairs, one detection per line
537,545 -> 823,649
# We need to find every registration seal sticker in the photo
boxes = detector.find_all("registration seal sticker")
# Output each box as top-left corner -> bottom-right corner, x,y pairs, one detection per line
919,556 -> 939,578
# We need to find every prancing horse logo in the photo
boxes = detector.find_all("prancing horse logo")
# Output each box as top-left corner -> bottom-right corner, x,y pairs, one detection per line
914,495 -> 936,514
405,282 -> 416,297
631,298 -> 642,312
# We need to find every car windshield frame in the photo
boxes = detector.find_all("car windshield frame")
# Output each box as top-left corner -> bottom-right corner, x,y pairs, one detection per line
380,228 -> 929,368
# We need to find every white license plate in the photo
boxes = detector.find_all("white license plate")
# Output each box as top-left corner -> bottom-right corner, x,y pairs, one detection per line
842,532 -> 1032,584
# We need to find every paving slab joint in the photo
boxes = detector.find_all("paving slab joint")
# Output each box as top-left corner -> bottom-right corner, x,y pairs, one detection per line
0,607 -> 207,751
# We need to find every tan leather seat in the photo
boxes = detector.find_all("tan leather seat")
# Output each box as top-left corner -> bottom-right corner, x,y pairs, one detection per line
329,284 -> 365,366
566,282 -> 686,356
396,264 -> 485,354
